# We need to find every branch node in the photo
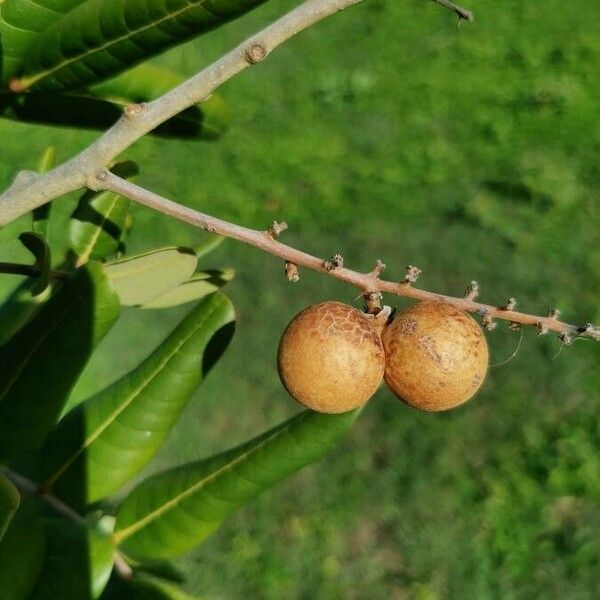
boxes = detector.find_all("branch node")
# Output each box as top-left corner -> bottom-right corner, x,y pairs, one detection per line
285,261 -> 300,283
480,311 -> 497,332
88,169 -> 109,191
500,297 -> 517,311
368,259 -> 386,278
548,307 -> 561,320
464,280 -> 479,301
267,220 -> 288,238
537,321 -> 549,336
431,0 -> 474,22
246,43 -> 268,64
324,254 -> 344,271
37,482 -> 51,495
123,102 -> 147,119
363,291 -> 383,315
578,323 -> 597,337
402,265 -> 422,285
560,332 -> 573,346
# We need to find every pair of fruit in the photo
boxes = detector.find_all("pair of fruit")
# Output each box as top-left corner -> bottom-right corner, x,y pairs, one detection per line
277,300 -> 489,413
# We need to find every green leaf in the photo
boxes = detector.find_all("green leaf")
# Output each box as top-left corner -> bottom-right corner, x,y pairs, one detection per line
7,0 -> 268,91
128,559 -> 185,584
142,269 -> 234,309
0,90 -> 127,130
32,147 -> 56,241
18,231 -> 51,296
0,279 -> 51,346
0,263 -> 121,463
105,247 -> 197,307
69,161 -> 138,267
27,519 -> 115,600
1,87 -> 228,141
0,0 -> 87,82
102,572 -> 200,600
0,473 -> 20,541
193,234 -> 225,260
114,409 -> 359,559
39,293 -> 235,507
0,497 -> 46,600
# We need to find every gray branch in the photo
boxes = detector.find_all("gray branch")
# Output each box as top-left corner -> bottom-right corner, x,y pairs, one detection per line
0,0 -> 368,226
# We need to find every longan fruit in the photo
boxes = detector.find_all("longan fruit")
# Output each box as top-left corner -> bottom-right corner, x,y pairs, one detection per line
382,301 -> 489,411
277,301 -> 385,414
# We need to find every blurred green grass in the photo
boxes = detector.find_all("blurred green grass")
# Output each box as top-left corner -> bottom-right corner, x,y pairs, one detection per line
1,0 -> 599,598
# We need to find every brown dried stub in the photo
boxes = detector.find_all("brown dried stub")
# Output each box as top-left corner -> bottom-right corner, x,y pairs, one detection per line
382,301 -> 489,411
277,301 -> 385,414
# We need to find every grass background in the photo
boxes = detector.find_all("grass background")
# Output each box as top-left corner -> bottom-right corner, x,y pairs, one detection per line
1,0 -> 599,598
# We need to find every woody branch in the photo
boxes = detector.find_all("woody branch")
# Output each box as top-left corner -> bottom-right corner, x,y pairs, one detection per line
95,170 -> 600,343
0,0 -> 471,226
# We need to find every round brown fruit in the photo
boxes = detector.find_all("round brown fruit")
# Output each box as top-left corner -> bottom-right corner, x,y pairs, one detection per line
277,301 -> 386,414
382,301 -> 488,411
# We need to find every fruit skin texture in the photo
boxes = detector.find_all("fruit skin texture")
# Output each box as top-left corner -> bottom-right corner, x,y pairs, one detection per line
382,301 -> 489,412
277,301 -> 385,414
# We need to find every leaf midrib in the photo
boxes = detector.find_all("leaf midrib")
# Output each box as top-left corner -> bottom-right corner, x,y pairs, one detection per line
20,0 -> 217,89
45,298 -> 225,488
114,412 -> 310,543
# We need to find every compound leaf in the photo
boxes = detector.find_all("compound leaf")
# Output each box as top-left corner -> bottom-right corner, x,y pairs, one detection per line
114,409 -> 359,559
105,247 -> 198,306
0,263 -> 121,463
39,293 -> 235,507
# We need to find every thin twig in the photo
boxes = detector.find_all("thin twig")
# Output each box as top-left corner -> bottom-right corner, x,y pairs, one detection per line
431,0 -> 473,21
0,0 -> 368,225
96,171 -> 599,342
1,466 -> 134,580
